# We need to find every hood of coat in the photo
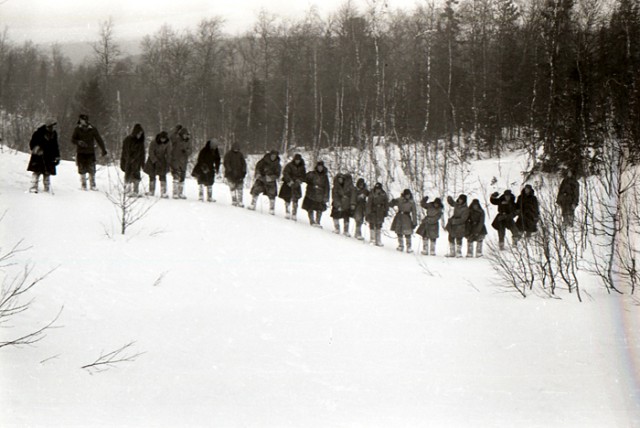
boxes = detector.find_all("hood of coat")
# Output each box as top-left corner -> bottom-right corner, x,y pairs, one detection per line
156,131 -> 169,144
130,123 -> 145,142
521,184 -> 535,196
356,178 -> 367,190
292,153 -> 305,167
263,151 -> 280,163
314,161 -> 327,174
469,199 -> 483,210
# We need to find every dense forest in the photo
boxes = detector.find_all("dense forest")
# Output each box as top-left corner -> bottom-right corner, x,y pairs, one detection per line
0,0 -> 638,173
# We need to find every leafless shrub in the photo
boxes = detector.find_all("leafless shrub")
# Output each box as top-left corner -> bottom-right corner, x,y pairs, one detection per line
81,341 -> 145,374
104,169 -> 157,236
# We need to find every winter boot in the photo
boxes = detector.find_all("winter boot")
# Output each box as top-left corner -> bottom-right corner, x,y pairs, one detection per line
172,180 -> 180,199
285,202 -> 291,219
160,181 -> 169,198
133,180 -> 141,197
207,186 -> 215,202
369,228 -> 376,245
375,229 -> 384,247
42,174 -> 51,193
499,240 -> 505,251
405,235 -> 413,253
198,185 -> 204,201
355,223 -> 364,240
29,173 -> 39,193
148,179 -> 156,197
476,240 -> 484,257
236,189 -> 245,207
333,219 -> 341,234
89,174 -> 97,191
291,202 -> 298,221
178,182 -> 187,199
314,211 -> 323,228
308,211 -> 315,226
421,239 -> 429,255
430,240 -> 436,256
80,174 -> 88,190
248,195 -> 257,210
269,198 -> 275,215
343,220 -> 351,237
456,243 -> 463,258
466,241 -> 475,258
445,241 -> 456,258
396,236 -> 405,252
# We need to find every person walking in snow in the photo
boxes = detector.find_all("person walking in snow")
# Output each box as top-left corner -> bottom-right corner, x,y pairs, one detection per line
302,160 -> 330,227
515,184 -> 540,239
353,178 -> 369,240
390,189 -> 418,253
169,125 -> 192,199
223,143 -> 248,207
365,182 -> 389,247
27,119 -> 60,194
278,153 -> 306,221
248,149 -> 281,214
120,123 -> 145,197
445,194 -> 470,257
557,170 -> 580,227
416,196 -> 443,255
144,131 -> 171,198
71,114 -> 107,191
490,189 -> 520,250
466,199 -> 487,257
331,173 -> 356,236
191,140 -> 221,202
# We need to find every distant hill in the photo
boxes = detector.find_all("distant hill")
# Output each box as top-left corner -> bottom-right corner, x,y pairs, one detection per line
53,38 -> 143,65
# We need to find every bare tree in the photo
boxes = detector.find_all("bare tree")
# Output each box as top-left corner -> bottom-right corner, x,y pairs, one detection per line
105,171 -> 157,236
81,341 -> 145,374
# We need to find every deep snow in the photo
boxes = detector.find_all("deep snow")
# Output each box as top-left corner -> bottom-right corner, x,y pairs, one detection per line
0,148 -> 639,427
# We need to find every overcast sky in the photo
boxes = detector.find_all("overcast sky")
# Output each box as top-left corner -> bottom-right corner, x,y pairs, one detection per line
1,0 -> 423,44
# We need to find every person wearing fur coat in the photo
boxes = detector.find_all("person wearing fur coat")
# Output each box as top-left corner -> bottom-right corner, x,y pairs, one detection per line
389,189 -> 418,253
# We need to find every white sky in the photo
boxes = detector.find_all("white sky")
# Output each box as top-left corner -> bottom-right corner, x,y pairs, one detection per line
0,0 -> 424,44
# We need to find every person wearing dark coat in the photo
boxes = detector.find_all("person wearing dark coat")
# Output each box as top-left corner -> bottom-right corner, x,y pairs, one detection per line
416,196 -> 443,255
331,173 -> 356,236
191,140 -> 221,202
557,170 -> 580,227
120,123 -> 145,196
466,199 -> 488,257
389,189 -> 418,253
515,184 -> 540,238
490,189 -> 521,250
249,150 -> 282,214
365,183 -> 389,247
302,161 -> 330,227
353,178 -> 369,241
445,194 -> 470,257
169,125 -> 192,199
27,119 -> 60,193
223,143 -> 248,207
143,131 -> 171,198
278,154 -> 306,221
71,114 -> 107,190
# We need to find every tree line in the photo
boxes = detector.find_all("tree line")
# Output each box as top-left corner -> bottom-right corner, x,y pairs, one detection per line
0,0 -> 638,173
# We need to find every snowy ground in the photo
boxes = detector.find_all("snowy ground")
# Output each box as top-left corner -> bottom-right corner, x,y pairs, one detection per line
1,148 -> 639,427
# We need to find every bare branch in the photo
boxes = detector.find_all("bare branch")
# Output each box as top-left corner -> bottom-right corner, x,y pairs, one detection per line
81,341 -> 145,374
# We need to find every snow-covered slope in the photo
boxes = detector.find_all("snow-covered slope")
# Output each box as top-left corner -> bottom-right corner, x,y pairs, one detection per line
0,149 -> 638,427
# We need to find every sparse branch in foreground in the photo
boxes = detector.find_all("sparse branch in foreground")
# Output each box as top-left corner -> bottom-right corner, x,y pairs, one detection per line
0,306 -> 63,349
81,341 -> 145,374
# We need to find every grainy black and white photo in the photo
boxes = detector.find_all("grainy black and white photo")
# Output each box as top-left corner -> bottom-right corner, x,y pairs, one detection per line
1,0 -> 639,426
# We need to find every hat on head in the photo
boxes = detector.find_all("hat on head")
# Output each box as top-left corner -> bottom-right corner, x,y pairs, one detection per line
433,197 -> 443,207
79,114 -> 89,122
316,160 -> 325,168
356,178 -> 365,188
374,182 -> 383,190
457,194 -> 467,204
293,153 -> 302,161
504,189 -> 513,195
45,118 -> 57,127
402,188 -> 412,198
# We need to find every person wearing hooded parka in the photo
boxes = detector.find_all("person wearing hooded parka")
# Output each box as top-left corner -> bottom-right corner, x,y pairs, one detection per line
557,170 -> 580,227
331,173 -> 356,236
120,123 -> 146,196
223,143 -> 247,207
278,153 -> 306,221
144,131 -> 171,198
365,183 -> 389,246
353,178 -> 369,240
515,184 -> 540,238
445,194 -> 470,257
249,149 -> 282,214
191,140 -> 221,202
169,124 -> 192,199
27,119 -> 60,194
490,189 -> 520,250
466,199 -> 488,257
302,161 -> 330,227
416,196 -> 444,255
390,189 -> 418,253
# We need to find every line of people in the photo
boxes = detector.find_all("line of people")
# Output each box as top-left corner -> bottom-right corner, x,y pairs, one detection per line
25,117 -> 581,257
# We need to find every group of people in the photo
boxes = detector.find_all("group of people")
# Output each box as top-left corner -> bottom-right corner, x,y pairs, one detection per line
25,116 -> 581,257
